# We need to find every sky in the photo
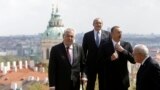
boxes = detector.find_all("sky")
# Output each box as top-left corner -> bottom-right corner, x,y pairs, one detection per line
0,0 -> 160,36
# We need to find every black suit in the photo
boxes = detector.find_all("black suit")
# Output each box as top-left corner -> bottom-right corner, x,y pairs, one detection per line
48,43 -> 85,90
101,40 -> 135,90
136,57 -> 160,90
82,30 -> 110,90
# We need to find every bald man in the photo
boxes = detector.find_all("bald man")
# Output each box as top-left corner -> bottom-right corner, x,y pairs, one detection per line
133,44 -> 160,90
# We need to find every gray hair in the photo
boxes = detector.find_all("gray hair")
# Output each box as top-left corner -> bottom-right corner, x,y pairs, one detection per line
63,28 -> 75,37
93,18 -> 103,24
133,44 -> 149,57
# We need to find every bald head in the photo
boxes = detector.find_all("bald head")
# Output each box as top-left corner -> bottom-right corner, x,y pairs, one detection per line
133,44 -> 149,57
133,44 -> 149,63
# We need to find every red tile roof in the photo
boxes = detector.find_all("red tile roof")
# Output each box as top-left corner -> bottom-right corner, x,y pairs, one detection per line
0,68 -> 47,85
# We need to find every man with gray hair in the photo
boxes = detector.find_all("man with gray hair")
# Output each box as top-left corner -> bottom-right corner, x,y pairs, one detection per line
48,28 -> 86,90
133,44 -> 160,90
82,18 -> 110,90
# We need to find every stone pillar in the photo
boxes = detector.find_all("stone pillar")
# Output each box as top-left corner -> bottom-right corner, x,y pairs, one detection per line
42,48 -> 46,60
29,60 -> 35,69
28,76 -> 35,81
13,66 -> 17,72
3,66 -> 7,75
10,82 -> 17,90
7,61 -> 11,71
0,62 -> 4,71
40,67 -> 45,73
36,76 -> 40,81
12,61 -> 16,68
19,61 -> 22,69
24,60 -> 28,69
44,77 -> 48,84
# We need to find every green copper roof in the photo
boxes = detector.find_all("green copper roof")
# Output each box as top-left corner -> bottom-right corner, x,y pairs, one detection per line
42,27 -> 64,40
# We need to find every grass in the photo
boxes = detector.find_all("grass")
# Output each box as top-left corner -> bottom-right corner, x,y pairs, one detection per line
28,82 -> 49,90
27,76 -> 135,90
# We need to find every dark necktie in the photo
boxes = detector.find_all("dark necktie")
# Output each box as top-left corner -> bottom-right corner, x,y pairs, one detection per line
96,31 -> 99,47
66,47 -> 71,64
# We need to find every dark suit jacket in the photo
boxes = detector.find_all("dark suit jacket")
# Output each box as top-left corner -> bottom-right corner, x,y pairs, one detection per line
136,57 -> 160,90
48,43 -> 85,90
101,40 -> 135,90
82,30 -> 110,73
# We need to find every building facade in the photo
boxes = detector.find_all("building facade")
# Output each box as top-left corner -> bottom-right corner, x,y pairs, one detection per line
41,3 -> 65,61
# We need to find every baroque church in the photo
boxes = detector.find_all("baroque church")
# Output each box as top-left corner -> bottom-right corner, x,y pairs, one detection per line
41,2 -> 65,62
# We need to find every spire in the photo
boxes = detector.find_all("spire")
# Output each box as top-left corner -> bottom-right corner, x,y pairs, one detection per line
51,4 -> 54,15
56,6 -> 59,13
55,0 -> 59,13
48,0 -> 63,27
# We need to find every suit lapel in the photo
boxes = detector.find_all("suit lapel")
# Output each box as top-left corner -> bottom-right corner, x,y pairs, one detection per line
100,30 -> 105,46
107,40 -> 115,55
137,57 -> 150,77
72,44 -> 77,65
90,30 -> 97,47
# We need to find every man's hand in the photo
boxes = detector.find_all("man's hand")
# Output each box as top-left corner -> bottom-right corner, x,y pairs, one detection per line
111,51 -> 118,61
80,73 -> 88,86
115,43 -> 124,52
81,77 -> 88,85
49,87 -> 55,90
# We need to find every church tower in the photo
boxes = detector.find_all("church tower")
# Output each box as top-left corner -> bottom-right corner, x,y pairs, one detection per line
41,0 -> 65,61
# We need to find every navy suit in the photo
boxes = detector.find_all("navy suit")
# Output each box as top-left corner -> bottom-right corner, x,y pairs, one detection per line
48,43 -> 85,90
136,57 -> 160,90
101,40 -> 135,90
82,30 -> 110,90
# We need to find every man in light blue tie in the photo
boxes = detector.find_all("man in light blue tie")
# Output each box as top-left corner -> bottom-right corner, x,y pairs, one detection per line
82,18 -> 111,90
96,31 -> 100,47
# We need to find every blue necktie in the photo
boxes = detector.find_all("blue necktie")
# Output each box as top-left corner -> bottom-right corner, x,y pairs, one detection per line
96,32 -> 99,47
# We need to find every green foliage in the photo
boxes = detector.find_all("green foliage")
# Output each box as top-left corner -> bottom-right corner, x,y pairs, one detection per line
28,82 -> 48,90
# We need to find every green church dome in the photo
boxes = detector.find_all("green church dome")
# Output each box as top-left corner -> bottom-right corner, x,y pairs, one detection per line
41,5 -> 65,40
42,27 -> 64,40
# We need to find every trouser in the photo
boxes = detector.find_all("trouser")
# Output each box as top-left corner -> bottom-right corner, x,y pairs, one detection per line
86,67 -> 105,90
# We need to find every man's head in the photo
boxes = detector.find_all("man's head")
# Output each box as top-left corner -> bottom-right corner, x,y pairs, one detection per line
93,18 -> 103,31
63,28 -> 75,46
133,44 -> 149,63
111,26 -> 122,42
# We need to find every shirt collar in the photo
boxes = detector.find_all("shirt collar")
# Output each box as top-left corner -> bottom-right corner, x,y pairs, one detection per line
112,39 -> 120,47
64,44 -> 73,49
94,29 -> 102,34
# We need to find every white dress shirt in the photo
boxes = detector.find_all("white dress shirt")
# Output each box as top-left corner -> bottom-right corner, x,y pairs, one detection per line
112,39 -> 120,49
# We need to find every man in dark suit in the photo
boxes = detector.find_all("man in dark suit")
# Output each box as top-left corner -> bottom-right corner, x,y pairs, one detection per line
82,18 -> 110,90
101,26 -> 135,90
133,44 -> 160,90
48,28 -> 86,90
